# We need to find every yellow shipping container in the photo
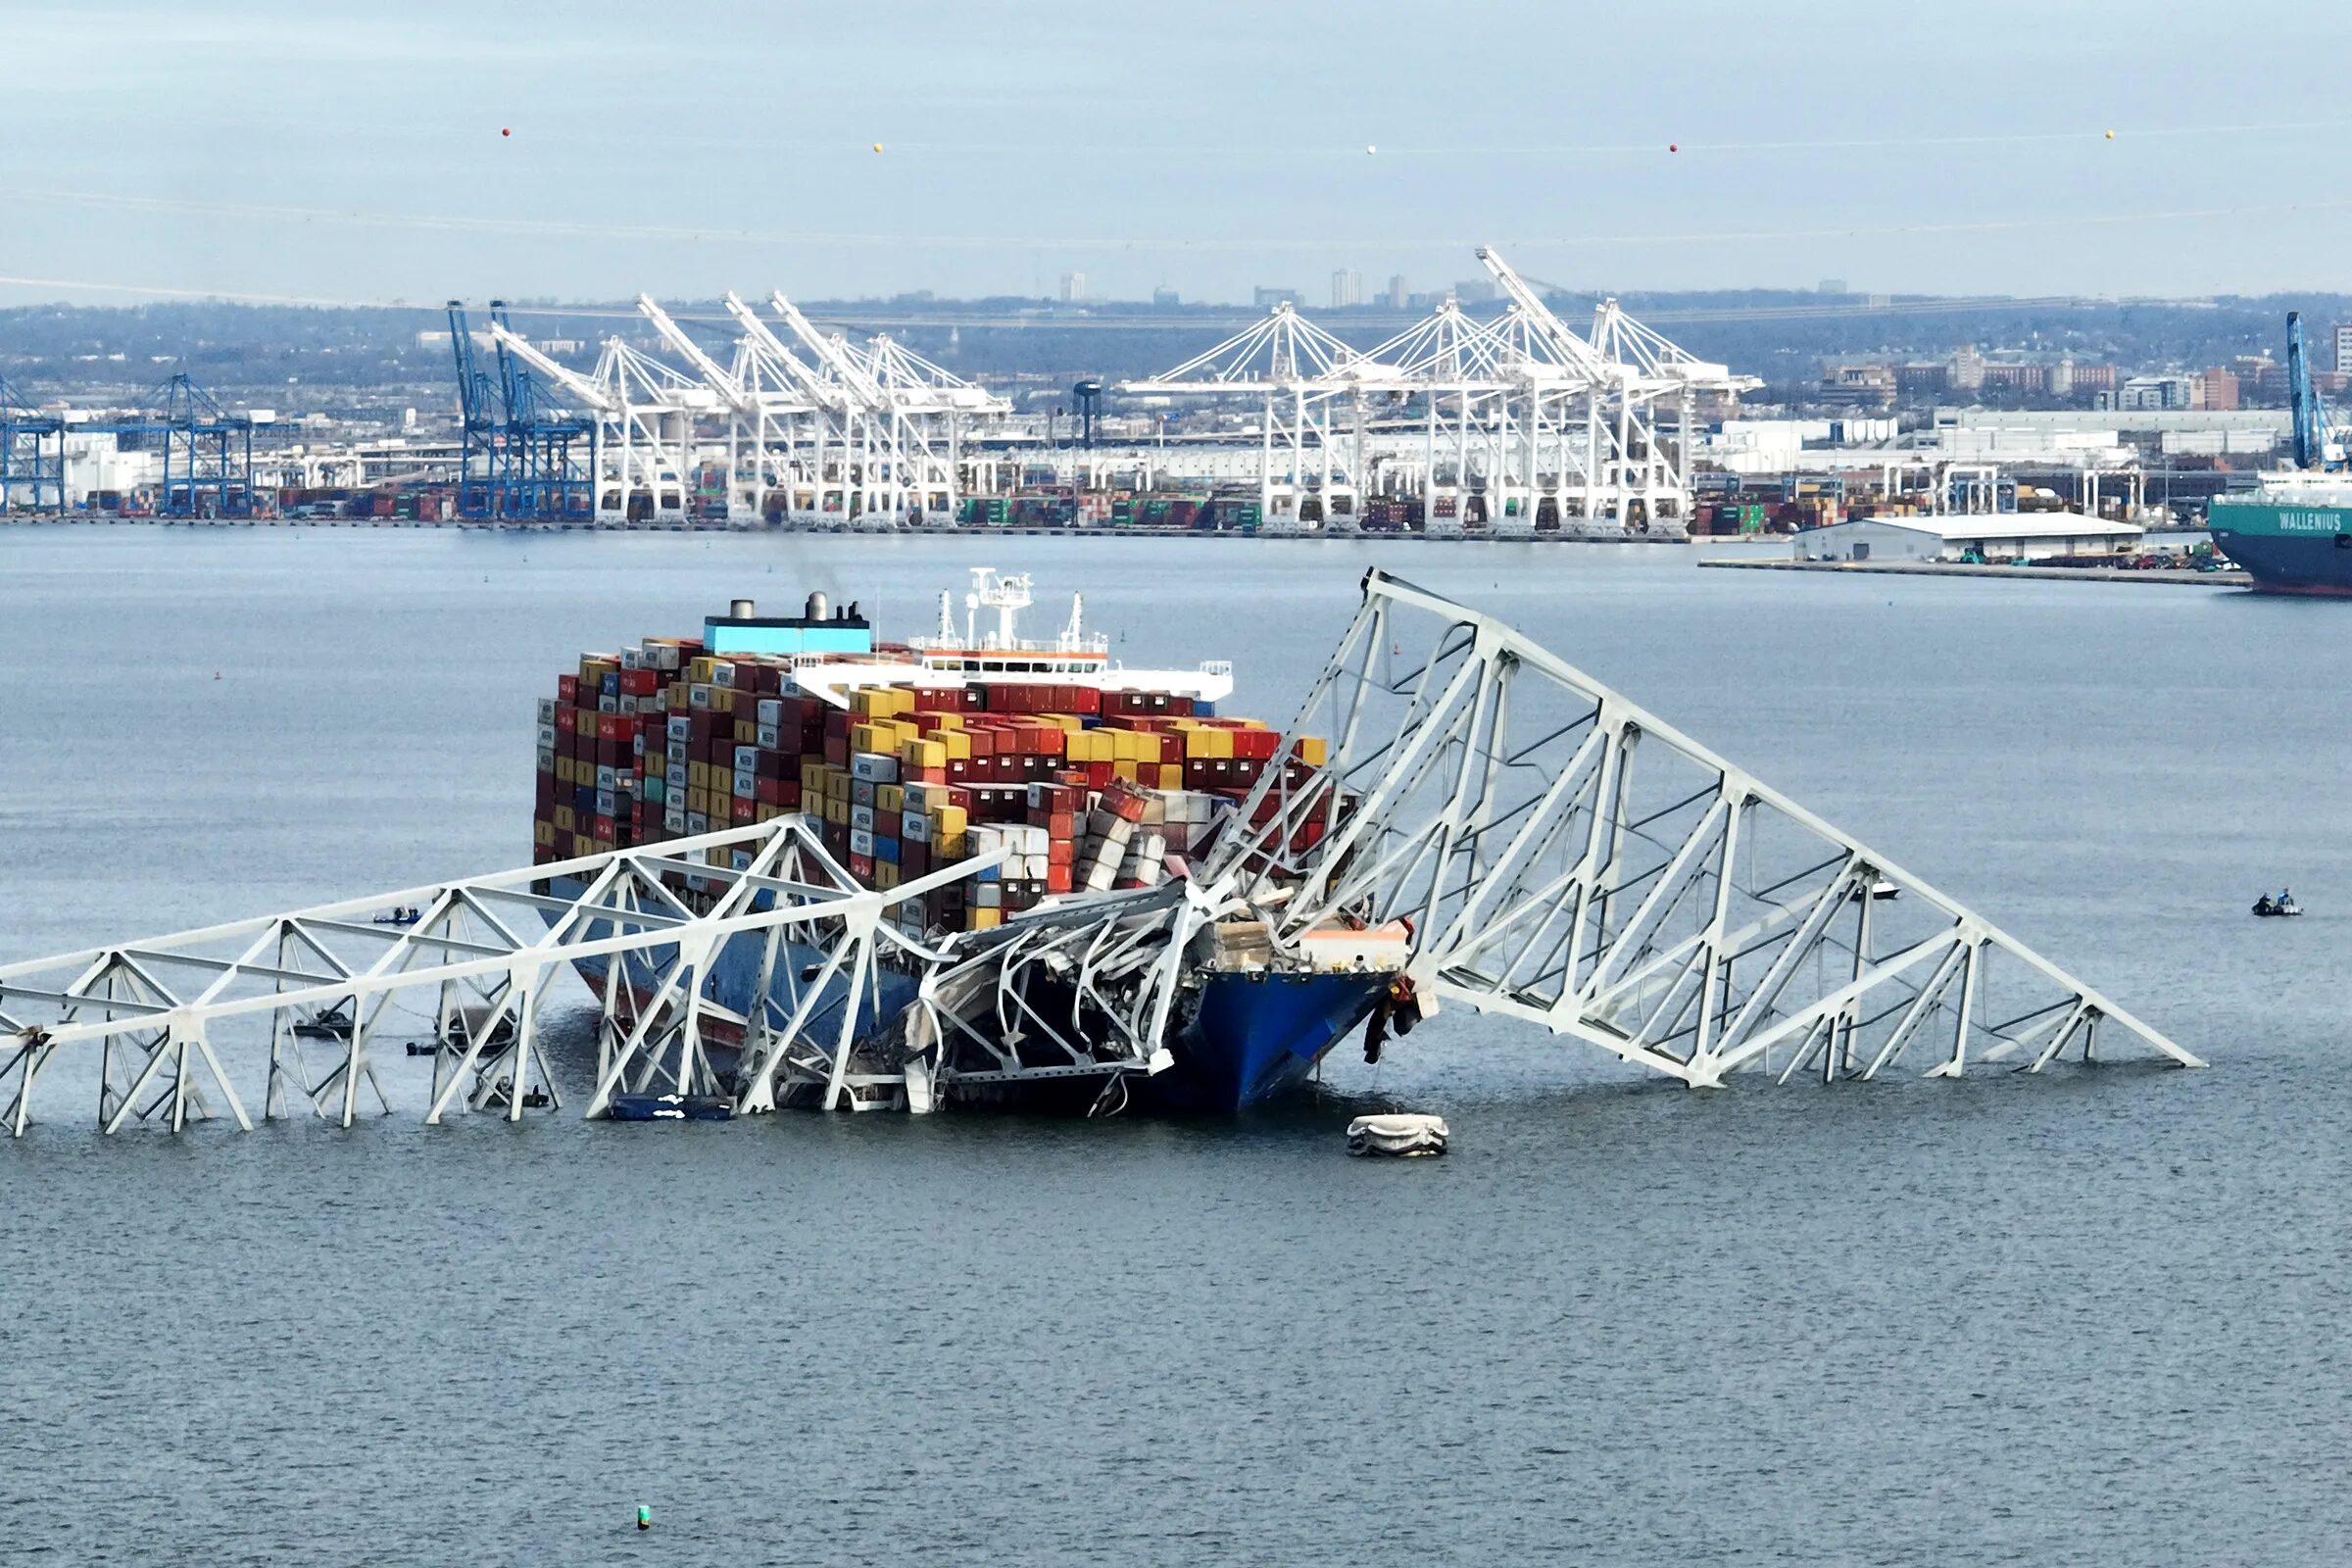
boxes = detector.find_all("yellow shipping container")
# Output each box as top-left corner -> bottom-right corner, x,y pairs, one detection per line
920,710 -> 965,731
970,907 -> 1002,930
1296,735 -> 1329,766
1112,760 -> 1139,784
825,797 -> 850,825
937,828 -> 966,858
1158,763 -> 1184,790
689,760 -> 711,790
875,861 -> 901,891
736,719 -> 758,745
534,820 -> 556,847
555,805 -> 577,831
936,803 -> 969,837
878,783 -> 906,814
899,738 -> 947,770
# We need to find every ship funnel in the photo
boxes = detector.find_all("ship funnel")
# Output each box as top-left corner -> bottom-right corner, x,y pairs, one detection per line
729,598 -> 756,619
805,591 -> 829,620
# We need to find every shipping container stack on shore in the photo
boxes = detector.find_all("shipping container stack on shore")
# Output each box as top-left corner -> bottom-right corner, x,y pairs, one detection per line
532,637 -> 1332,939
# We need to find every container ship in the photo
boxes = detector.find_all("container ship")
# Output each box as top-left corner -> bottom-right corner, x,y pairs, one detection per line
2207,477 -> 2352,595
530,568 -> 1405,1113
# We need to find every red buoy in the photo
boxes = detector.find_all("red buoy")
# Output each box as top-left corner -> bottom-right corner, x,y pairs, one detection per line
1668,142 -> 1679,153
501,127 -> 512,138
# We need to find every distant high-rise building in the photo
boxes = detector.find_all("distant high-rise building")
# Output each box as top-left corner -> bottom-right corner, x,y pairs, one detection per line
1817,278 -> 1849,295
1251,285 -> 1300,309
2333,321 -> 2352,374
1059,271 -> 1086,303
1948,344 -> 1985,391
2049,360 -> 2074,397
1330,270 -> 1363,309
2201,368 -> 2240,411
1152,286 -> 1180,309
1386,273 -> 1409,309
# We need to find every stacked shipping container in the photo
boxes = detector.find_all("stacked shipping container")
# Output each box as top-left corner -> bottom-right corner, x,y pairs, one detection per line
533,637 -> 1332,940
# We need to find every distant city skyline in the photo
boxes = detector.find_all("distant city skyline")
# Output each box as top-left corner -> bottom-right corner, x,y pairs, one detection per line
6,1 -> 2352,310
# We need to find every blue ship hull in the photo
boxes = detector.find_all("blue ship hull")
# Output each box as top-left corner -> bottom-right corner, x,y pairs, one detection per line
548,874 -> 1386,1113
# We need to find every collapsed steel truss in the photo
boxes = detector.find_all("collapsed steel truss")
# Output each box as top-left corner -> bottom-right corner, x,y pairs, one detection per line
0,816 -> 1224,1135
1,574 -> 2197,1137
1206,569 -> 2202,1085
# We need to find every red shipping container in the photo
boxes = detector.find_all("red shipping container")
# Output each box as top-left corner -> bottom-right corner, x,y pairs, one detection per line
850,852 -> 874,881
558,674 -> 580,703
1046,864 -> 1073,894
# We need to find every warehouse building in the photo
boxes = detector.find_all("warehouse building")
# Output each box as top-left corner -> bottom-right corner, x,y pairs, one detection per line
1795,513 -> 2144,564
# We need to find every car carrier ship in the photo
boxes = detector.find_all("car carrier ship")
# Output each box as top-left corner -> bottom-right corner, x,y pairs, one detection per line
2207,476 -> 2352,596
533,568 -> 1409,1114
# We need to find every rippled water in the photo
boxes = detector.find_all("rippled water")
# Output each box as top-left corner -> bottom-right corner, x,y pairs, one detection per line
2,527 -> 2347,1565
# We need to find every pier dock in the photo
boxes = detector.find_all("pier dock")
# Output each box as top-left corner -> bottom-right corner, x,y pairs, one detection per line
1699,557 -> 2249,588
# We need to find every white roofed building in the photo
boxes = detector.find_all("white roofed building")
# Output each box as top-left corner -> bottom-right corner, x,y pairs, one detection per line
1795,513 -> 2143,564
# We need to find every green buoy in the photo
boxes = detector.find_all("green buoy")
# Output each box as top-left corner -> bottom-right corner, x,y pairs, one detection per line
635,1504 -> 652,1532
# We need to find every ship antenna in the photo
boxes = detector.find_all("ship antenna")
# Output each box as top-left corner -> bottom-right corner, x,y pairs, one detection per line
1063,593 -> 1084,651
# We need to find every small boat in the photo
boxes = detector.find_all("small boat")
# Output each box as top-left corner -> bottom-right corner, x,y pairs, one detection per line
609,1094 -> 734,1122
1347,1112 -> 1448,1157
291,1006 -> 353,1041
372,908 -> 422,927
2252,894 -> 2304,918
1850,879 -> 1901,903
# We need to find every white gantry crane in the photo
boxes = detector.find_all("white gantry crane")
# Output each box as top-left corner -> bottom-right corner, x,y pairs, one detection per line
481,294 -> 1011,529
1119,302 -> 1376,531
1,576 -> 2196,1140
487,322 -> 717,523
1124,248 -> 1761,537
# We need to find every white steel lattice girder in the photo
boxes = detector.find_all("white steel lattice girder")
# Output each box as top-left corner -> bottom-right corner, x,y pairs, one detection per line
1202,568 -> 2202,1085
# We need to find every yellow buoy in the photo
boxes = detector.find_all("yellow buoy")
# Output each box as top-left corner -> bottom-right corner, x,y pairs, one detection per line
2104,129 -> 2115,139
871,142 -> 884,153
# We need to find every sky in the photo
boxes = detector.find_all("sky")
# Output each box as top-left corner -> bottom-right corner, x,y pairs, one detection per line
6,0 -> 2352,311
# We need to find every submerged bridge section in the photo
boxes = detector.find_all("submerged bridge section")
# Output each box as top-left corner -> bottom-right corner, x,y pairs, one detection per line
0,574 -> 2197,1138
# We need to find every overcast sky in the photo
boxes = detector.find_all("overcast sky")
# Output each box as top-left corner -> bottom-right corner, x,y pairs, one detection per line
5,0 -> 2351,309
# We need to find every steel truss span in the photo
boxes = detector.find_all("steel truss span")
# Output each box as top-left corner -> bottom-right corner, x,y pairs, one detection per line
1204,569 -> 2202,1086
0,577 -> 2196,1138
0,815 -> 1218,1137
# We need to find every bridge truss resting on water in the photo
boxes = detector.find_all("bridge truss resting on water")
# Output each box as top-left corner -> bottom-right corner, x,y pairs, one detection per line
1205,572 -> 2202,1086
0,573 -> 2198,1137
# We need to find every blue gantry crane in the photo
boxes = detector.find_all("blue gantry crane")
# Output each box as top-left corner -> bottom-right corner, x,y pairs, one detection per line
0,372 -> 65,514
133,370 -> 254,517
488,301 -> 591,518
448,299 -> 506,517
448,300 -> 592,519
2285,311 -> 2337,471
